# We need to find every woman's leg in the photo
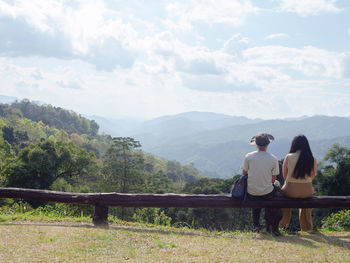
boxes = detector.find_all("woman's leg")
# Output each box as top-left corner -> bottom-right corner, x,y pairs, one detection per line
299,208 -> 313,231
279,208 -> 292,228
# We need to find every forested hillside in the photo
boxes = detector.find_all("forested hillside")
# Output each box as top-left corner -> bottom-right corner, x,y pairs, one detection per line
0,100 -> 202,193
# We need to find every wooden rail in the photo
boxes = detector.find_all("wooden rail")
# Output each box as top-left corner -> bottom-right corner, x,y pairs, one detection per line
1,187 -> 350,226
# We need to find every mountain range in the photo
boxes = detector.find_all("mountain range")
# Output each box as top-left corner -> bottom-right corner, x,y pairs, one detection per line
2,95 -> 349,178
93,112 -> 350,178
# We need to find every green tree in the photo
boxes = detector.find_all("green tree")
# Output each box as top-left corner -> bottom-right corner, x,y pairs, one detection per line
311,144 -> 350,228
3,140 -> 97,190
314,143 -> 350,196
144,171 -> 175,194
0,139 -> 14,186
2,126 -> 30,152
102,137 -> 144,193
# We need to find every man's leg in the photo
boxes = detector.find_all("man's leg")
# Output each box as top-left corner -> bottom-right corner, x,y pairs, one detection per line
248,194 -> 262,231
264,207 -> 272,233
252,208 -> 261,231
272,208 -> 282,234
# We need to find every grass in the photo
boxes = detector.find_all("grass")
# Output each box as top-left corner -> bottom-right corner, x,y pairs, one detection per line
0,217 -> 349,263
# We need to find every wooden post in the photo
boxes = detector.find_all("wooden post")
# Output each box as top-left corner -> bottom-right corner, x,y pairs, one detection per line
92,204 -> 109,227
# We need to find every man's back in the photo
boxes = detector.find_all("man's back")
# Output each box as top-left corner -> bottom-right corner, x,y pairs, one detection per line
241,150 -> 279,196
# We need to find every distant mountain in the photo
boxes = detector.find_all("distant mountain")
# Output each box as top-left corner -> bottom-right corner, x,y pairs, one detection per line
128,112 -> 264,148
87,115 -> 144,137
95,112 -> 350,178
0,94 -> 17,104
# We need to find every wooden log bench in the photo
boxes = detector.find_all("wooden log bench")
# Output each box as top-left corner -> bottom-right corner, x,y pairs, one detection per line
1,187 -> 349,227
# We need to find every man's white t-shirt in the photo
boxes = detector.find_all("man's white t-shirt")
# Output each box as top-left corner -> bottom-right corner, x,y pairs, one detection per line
241,150 -> 279,196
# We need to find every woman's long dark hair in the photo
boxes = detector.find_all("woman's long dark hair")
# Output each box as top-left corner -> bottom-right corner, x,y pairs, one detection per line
289,135 -> 314,179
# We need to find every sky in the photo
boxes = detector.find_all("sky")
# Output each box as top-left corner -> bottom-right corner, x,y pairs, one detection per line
1,0 -> 350,120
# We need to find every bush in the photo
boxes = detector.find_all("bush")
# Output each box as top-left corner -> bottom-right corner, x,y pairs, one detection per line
321,210 -> 350,231
132,208 -> 172,227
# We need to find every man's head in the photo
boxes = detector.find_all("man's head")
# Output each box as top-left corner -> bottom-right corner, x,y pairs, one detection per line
250,133 -> 274,150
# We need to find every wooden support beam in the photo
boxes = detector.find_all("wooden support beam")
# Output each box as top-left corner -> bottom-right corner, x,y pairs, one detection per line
93,204 -> 109,227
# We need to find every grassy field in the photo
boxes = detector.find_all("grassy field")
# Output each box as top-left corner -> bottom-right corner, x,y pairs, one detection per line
0,220 -> 349,263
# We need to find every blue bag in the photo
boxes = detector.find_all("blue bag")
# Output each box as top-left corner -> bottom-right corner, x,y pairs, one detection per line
231,174 -> 248,203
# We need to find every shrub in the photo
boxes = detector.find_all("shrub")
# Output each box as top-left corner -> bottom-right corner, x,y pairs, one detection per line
321,210 -> 350,231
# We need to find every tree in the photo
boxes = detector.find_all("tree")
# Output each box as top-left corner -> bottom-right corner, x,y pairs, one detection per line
3,140 -> 97,190
314,143 -> 350,196
103,137 -> 144,193
144,171 -> 175,194
2,126 -> 30,152
0,139 -> 14,186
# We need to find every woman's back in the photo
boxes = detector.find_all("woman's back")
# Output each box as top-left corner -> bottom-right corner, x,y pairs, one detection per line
282,151 -> 314,198
286,151 -> 313,183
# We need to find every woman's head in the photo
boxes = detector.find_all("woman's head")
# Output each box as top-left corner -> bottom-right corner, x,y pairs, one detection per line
289,135 -> 312,154
289,135 -> 314,179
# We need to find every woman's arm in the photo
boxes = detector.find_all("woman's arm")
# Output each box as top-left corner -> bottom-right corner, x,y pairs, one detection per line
282,156 -> 288,181
311,157 -> 317,180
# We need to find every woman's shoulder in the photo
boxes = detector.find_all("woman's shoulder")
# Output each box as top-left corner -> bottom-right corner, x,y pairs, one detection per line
287,151 -> 301,157
285,151 -> 300,162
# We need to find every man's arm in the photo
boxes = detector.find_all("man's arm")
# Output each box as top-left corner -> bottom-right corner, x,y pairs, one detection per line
272,157 -> 279,183
241,155 -> 249,176
272,175 -> 276,183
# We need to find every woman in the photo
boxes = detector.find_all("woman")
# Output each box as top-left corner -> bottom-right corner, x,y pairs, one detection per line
279,135 -> 317,232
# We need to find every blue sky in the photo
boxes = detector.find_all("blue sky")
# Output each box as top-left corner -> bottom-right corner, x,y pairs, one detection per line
0,0 -> 350,119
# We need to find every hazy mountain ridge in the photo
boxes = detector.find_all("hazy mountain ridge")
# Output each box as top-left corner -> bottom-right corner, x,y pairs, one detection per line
0,95 -> 18,104
95,112 -> 350,178
3,96 -> 349,178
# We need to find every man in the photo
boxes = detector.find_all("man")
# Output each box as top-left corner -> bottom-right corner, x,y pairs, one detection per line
241,132 -> 282,236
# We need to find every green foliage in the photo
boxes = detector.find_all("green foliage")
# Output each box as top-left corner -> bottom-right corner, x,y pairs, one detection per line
314,143 -> 350,196
321,210 -> 350,231
0,139 -> 13,176
3,140 -> 97,190
166,160 -> 202,184
9,99 -> 99,137
103,137 -> 144,193
2,126 -> 30,152
165,176 -> 252,231
132,208 -> 172,227
0,201 -> 92,222
142,171 -> 174,193
143,154 -> 203,187
182,177 -> 234,194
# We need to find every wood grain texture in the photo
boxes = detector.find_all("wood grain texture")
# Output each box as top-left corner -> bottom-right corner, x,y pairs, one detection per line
1,187 -> 350,208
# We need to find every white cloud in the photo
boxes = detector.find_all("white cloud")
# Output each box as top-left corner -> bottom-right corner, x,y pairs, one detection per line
278,0 -> 341,16
0,0 -> 137,70
56,80 -> 82,90
243,46 -> 346,79
1,55 -> 349,120
0,1 -> 349,120
165,0 -> 259,29
31,70 -> 43,80
222,34 -> 250,59
264,33 -> 289,40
